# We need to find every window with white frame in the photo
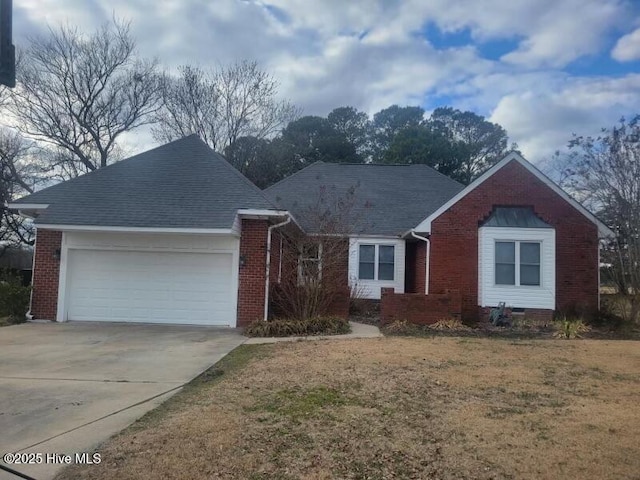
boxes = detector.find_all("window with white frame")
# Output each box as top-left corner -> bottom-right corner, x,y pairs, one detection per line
495,241 -> 540,286
358,244 -> 395,281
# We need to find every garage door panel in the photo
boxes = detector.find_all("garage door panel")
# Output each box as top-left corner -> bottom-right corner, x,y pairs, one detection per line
66,249 -> 236,325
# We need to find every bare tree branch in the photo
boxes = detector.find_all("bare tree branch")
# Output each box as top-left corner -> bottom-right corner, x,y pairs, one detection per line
153,60 -> 300,153
559,116 -> 640,322
0,129 -> 38,247
8,20 -> 162,176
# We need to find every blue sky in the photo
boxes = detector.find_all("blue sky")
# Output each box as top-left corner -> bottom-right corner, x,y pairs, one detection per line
11,0 -> 640,164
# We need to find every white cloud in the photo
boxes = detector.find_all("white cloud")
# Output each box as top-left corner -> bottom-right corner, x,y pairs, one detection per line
10,0 -> 640,164
612,27 -> 640,61
490,74 -> 640,162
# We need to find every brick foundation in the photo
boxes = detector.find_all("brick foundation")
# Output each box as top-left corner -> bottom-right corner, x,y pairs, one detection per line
31,229 -> 62,320
380,287 -> 462,325
479,306 -> 554,324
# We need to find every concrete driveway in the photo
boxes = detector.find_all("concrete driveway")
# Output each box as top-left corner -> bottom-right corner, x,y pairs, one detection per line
0,321 -> 245,480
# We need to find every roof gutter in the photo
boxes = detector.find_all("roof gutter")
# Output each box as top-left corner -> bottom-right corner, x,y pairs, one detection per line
264,214 -> 292,321
410,230 -> 430,295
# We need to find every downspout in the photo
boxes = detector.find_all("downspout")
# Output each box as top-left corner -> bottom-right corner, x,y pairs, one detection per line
410,230 -> 430,295
265,215 -> 291,321
25,228 -> 37,321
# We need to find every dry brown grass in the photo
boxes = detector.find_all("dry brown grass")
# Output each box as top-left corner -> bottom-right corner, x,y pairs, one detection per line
57,337 -> 640,480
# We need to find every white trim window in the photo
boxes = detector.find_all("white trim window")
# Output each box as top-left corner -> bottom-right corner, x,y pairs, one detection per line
495,241 -> 541,286
358,244 -> 395,281
479,227 -> 555,309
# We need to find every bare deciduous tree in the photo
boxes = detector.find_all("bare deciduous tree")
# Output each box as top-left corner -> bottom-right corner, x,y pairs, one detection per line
9,20 -> 161,177
0,129 -> 38,247
271,185 -> 369,320
559,116 -> 640,323
153,60 -> 299,152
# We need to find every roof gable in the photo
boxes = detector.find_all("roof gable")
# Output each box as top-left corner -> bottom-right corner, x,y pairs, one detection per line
413,152 -> 614,238
10,135 -> 278,230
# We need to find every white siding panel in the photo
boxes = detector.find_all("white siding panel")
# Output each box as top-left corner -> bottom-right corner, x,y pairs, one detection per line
478,227 -> 555,309
348,237 -> 405,299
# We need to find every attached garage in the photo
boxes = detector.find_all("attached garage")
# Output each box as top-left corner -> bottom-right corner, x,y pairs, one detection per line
58,232 -> 240,326
10,135 -> 288,327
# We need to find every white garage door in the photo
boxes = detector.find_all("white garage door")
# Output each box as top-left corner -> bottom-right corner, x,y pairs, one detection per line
66,249 -> 235,325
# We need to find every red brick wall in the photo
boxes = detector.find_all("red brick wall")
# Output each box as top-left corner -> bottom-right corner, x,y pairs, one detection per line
31,229 -> 62,320
479,307 -> 554,324
237,219 -> 269,327
380,287 -> 461,325
429,160 -> 599,322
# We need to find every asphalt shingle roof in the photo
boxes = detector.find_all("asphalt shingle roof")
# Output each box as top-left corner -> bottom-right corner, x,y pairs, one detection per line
265,162 -> 465,236
12,135 -> 277,229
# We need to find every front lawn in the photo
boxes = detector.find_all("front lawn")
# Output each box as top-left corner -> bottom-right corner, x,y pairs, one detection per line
58,337 -> 640,480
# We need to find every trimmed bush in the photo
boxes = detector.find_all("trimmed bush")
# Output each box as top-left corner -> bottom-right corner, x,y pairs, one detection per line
245,316 -> 351,338
0,272 -> 31,323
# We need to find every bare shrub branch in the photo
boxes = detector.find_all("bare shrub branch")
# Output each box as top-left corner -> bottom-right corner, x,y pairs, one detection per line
271,185 -> 370,320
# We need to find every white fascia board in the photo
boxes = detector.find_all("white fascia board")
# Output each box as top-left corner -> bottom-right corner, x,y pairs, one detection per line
413,152 -> 615,239
307,233 -> 401,239
6,203 -> 50,210
348,234 -> 402,239
236,209 -> 302,230
35,224 -> 237,235
236,208 -> 290,217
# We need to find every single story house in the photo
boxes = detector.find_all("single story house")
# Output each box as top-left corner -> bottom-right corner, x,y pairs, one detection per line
10,135 -> 613,327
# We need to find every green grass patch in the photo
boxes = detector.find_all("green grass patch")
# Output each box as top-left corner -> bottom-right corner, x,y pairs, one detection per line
250,385 -> 356,420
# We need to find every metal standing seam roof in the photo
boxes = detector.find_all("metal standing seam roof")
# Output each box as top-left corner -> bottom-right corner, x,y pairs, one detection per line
11,135 -> 278,229
481,207 -> 552,228
264,162 -> 465,236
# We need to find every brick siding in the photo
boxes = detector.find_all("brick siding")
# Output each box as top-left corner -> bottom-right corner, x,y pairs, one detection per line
479,306 -> 554,324
380,287 -> 461,325
428,160 -> 599,322
31,229 -> 62,320
237,219 -> 269,327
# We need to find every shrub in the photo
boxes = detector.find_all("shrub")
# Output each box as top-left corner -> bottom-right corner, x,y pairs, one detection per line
429,317 -> 471,331
349,282 -> 376,316
382,319 -> 420,335
553,316 -> 591,339
245,316 -> 351,338
0,272 -> 31,323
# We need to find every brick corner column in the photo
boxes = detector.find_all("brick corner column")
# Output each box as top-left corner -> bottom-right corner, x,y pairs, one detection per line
31,229 -> 62,321
237,219 -> 269,327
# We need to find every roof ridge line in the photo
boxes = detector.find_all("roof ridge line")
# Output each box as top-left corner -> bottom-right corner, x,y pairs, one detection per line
202,142 -> 280,209
264,161 -> 324,192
